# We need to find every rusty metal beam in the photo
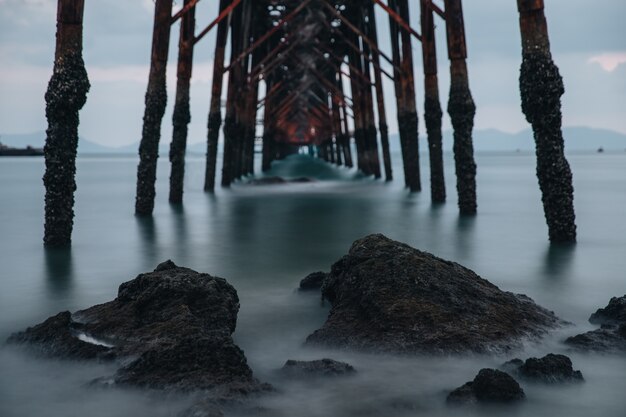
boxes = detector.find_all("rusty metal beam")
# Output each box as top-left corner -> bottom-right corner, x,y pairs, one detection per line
194,0 -> 241,45
224,0 -> 313,73
321,0 -> 397,68
372,0 -> 422,41
171,0 -> 201,24
427,0 -> 446,19
328,26 -> 396,80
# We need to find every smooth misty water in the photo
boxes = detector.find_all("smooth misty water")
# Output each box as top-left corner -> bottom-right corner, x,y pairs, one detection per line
1,151 -> 625,417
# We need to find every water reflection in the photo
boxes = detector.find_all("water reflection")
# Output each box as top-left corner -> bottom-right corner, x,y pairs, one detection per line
543,243 -> 576,280
454,214 -> 477,260
44,247 -> 74,295
135,215 -> 158,266
169,203 -> 189,264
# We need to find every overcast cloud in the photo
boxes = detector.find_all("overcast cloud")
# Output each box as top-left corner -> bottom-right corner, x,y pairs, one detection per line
0,0 -> 624,147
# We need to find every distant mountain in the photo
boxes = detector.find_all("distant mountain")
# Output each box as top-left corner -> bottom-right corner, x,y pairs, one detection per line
2,127 -> 624,156
387,126 -> 626,153
0,131 -> 135,155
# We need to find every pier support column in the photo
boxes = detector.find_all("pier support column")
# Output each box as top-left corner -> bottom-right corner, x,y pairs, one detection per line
389,0 -> 421,191
421,0 -> 445,202
43,0 -> 90,246
368,3 -> 392,181
135,0 -> 173,215
204,0 -> 231,192
444,0 -> 477,214
169,0 -> 195,203
517,0 -> 576,242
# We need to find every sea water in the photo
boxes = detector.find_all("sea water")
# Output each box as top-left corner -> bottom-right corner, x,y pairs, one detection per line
1,150 -> 625,416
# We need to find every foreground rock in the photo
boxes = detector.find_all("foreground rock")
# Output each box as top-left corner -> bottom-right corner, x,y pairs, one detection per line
298,272 -> 327,291
306,234 -> 562,354
281,359 -> 356,377
503,353 -> 584,383
565,295 -> 626,353
8,261 -> 268,395
447,369 -> 525,404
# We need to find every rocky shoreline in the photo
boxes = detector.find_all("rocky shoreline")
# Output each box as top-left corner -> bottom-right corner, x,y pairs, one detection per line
7,234 -> 625,415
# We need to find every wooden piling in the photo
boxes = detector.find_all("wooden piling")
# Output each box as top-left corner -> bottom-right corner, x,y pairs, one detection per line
169,0 -> 195,204
135,0 -> 173,215
368,3 -> 393,181
517,0 -> 576,242
444,0 -> 477,214
221,2 -> 244,187
204,0 -> 231,192
359,5 -> 382,179
389,0 -> 421,191
43,0 -> 90,246
421,0 -> 445,202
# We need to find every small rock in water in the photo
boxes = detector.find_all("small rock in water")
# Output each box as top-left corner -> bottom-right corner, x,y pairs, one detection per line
447,368 -> 525,404
565,295 -> 626,353
298,271 -> 327,291
502,353 -> 584,383
248,176 -> 287,185
281,358 -> 356,377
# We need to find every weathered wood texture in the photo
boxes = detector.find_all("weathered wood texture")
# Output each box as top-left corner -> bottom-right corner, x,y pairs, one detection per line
517,0 -> 576,242
421,0 -> 445,202
43,0 -> 90,246
444,0 -> 477,214
135,0 -> 173,215
169,0 -> 195,203
204,0 -> 231,191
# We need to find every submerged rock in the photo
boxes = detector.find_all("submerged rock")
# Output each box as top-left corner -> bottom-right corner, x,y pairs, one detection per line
565,295 -> 626,353
8,261 -> 268,394
281,358 -> 356,377
306,234 -> 562,354
247,176 -> 315,185
447,368 -> 525,404
298,271 -> 327,291
503,354 -> 584,383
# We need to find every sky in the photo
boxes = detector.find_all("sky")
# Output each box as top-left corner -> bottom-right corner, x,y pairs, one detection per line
0,0 -> 625,148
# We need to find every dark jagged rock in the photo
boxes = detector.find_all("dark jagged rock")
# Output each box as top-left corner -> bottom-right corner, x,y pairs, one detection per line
501,358 -> 524,374
565,296 -> 626,353
281,359 -> 356,377
7,261 -> 268,394
306,234 -> 561,354
589,295 -> 626,325
565,327 -> 626,353
298,271 -> 327,291
6,311 -> 108,360
502,354 -> 583,383
447,369 -> 525,404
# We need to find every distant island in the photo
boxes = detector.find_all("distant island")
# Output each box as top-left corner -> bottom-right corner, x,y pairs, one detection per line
0,141 -> 43,156
1,127 -> 625,156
